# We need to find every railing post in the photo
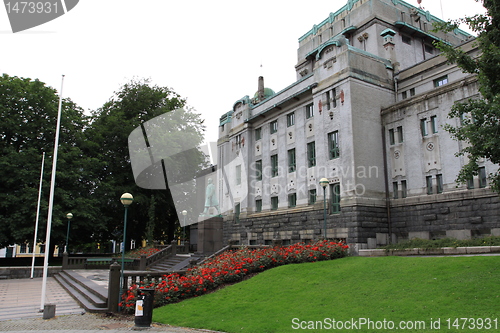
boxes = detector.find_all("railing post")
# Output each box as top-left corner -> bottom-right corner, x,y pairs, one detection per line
108,261 -> 121,312
171,240 -> 177,256
189,258 -> 198,268
62,252 -> 68,270
184,240 -> 190,254
139,254 -> 147,271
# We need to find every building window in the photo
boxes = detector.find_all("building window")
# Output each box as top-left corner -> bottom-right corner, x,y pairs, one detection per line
479,167 -> 487,188
255,199 -> 262,212
20,244 -> 26,254
39,244 -> 45,254
393,182 -> 398,199
330,183 -> 341,213
426,176 -> 433,195
270,120 -> 278,134
460,113 -> 467,126
424,44 -> 434,54
434,75 -> 448,87
402,91 -> 407,100
431,116 -> 438,133
436,174 -> 443,193
309,189 -> 317,205
332,88 -> 337,108
402,35 -> 412,45
235,134 -> 242,149
328,131 -> 340,159
288,149 -> 296,173
307,142 -> 316,167
325,91 -> 331,110
271,196 -> 279,210
410,88 -> 415,96
271,154 -> 278,177
236,165 -> 241,185
397,126 -> 403,143
235,203 -> 240,223
255,127 -> 262,141
287,112 -> 295,127
306,103 -> 314,119
288,193 -> 297,208
389,129 -> 395,145
401,180 -> 407,198
255,160 -> 262,181
420,118 -> 428,137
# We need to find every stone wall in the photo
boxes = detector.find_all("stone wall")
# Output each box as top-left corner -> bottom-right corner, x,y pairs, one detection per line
0,266 -> 61,279
223,204 -> 389,247
390,190 -> 500,242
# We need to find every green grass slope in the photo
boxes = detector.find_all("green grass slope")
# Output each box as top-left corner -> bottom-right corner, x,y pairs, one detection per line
152,256 -> 500,333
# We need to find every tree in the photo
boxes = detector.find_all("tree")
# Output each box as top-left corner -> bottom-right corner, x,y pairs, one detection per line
434,0 -> 500,192
84,79 -> 206,249
0,74 -> 97,252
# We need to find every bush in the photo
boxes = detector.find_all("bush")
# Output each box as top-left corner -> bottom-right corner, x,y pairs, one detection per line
119,240 -> 348,312
380,236 -> 500,250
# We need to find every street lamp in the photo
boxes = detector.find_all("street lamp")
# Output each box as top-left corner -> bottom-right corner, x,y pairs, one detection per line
319,178 -> 329,239
181,210 -> 187,244
119,193 -> 133,311
65,213 -> 73,253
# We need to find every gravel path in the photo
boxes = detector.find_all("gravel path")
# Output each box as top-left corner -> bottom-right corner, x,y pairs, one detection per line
0,313 -> 222,332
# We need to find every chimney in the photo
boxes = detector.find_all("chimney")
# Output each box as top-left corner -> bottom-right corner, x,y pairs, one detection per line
258,76 -> 265,102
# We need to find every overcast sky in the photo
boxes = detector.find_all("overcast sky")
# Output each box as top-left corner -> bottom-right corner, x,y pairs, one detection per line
1,0 -> 486,143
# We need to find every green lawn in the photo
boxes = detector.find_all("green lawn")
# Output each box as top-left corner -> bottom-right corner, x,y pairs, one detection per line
152,256 -> 500,332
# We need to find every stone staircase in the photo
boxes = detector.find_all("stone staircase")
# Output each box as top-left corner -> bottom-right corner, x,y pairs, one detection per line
148,254 -> 196,272
54,270 -> 109,313
54,254 -> 204,313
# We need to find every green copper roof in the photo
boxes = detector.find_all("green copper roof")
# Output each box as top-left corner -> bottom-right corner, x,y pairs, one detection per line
254,87 -> 275,99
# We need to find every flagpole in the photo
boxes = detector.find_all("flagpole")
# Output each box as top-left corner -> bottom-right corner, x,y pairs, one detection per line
30,152 -> 45,279
40,75 -> 64,312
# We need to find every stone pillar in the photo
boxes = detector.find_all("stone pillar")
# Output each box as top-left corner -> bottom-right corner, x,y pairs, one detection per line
107,262 -> 121,312
197,217 -> 223,254
171,240 -> 177,255
62,252 -> 68,270
139,254 -> 147,271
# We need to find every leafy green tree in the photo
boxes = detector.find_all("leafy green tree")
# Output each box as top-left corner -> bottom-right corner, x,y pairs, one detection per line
85,79 -> 206,249
0,74 -> 97,252
434,0 -> 500,191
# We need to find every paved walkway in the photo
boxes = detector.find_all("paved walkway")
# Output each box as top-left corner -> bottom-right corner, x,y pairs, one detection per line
0,272 -> 220,332
0,276 -> 84,321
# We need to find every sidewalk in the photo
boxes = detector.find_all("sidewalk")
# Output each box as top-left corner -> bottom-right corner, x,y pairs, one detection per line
0,272 -> 219,332
0,276 -> 84,321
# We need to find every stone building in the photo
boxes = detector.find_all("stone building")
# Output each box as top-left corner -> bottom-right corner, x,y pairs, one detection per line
216,0 -> 500,251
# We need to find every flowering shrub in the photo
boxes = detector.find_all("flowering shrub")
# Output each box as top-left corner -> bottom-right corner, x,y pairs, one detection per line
126,246 -> 161,258
120,240 -> 348,312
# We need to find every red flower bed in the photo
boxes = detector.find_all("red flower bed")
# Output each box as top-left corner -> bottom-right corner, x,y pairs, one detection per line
126,247 -> 161,258
120,240 -> 348,312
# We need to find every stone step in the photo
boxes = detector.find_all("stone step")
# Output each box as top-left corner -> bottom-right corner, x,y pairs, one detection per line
54,272 -> 108,313
148,254 -> 192,272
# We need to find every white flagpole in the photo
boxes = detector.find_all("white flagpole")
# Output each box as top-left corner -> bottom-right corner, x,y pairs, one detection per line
40,75 -> 65,312
30,152 -> 45,279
